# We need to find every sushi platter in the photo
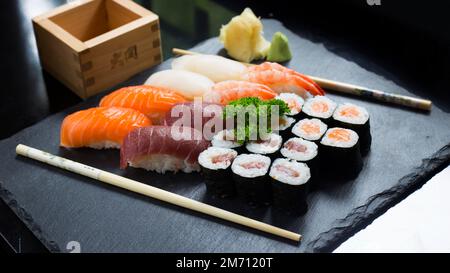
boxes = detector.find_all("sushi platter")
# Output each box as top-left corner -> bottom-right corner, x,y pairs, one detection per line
1,18 -> 450,253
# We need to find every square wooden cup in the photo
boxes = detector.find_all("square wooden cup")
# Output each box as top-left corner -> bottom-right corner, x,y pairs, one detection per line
33,0 -> 162,99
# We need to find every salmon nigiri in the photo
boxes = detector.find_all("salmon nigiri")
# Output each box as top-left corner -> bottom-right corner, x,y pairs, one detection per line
99,85 -> 187,123
242,62 -> 325,98
203,80 -> 277,105
60,107 -> 151,149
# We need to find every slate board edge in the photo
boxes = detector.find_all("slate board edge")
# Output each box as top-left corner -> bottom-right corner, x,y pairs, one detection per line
306,143 -> 450,252
0,182 -> 60,252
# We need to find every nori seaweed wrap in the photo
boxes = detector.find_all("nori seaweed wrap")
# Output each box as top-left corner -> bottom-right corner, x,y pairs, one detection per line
199,147 -> 238,198
269,158 -> 310,215
231,154 -> 272,206
319,127 -> 363,180
332,103 -> 371,155
280,137 -> 320,186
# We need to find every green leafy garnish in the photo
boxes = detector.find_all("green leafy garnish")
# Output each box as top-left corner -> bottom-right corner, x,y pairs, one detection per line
223,97 -> 289,143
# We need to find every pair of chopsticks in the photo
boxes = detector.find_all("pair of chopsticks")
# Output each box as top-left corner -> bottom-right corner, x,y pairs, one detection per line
16,144 -> 301,242
172,48 -> 432,111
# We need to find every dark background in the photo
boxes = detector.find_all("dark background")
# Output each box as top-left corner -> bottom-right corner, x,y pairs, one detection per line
0,0 -> 449,253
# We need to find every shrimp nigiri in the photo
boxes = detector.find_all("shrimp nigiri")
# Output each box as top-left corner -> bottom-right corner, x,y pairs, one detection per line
203,80 -> 277,105
144,69 -> 214,100
170,55 -> 325,98
242,62 -> 325,98
60,107 -> 151,149
99,85 -> 187,123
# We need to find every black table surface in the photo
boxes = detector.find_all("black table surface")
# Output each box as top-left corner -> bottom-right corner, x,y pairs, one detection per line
1,0 -> 450,253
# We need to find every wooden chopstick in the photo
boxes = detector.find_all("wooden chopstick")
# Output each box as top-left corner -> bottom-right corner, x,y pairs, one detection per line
15,144 -> 301,242
172,48 -> 432,111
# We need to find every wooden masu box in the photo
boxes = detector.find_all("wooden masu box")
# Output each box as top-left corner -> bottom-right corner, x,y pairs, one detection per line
33,0 -> 162,99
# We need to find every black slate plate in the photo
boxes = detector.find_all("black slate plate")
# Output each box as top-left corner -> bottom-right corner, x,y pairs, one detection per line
1,19 -> 450,253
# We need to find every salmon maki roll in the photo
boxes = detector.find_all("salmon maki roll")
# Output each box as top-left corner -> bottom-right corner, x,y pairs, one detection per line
319,127 -> 363,180
60,107 -> 151,149
203,80 -> 277,105
301,96 -> 337,123
291,118 -> 328,143
99,85 -> 187,123
332,103 -> 371,155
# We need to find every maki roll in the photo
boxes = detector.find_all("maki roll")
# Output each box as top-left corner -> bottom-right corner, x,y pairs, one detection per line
291,118 -> 327,143
301,96 -> 337,123
280,137 -> 319,183
276,93 -> 304,119
332,103 -> 371,155
320,127 -> 363,180
269,158 -> 310,214
273,115 -> 296,140
245,133 -> 283,160
199,147 -> 238,198
231,154 -> 272,206
211,129 -> 245,154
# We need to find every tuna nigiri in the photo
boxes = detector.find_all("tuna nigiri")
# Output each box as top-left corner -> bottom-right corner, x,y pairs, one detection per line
203,80 -> 277,105
144,69 -> 214,100
120,126 -> 211,173
172,54 -> 247,82
171,54 -> 325,98
99,85 -> 186,123
60,107 -> 151,149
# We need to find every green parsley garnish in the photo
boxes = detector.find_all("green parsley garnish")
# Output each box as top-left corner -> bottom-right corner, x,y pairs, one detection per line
223,97 -> 289,143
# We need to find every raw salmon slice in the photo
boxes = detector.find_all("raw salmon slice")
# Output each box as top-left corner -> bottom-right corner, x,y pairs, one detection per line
99,85 -> 187,123
60,107 -> 151,149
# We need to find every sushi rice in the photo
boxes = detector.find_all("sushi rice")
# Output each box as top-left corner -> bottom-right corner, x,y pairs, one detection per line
212,129 -> 243,150
269,158 -> 311,186
231,154 -> 271,178
302,96 -> 337,120
333,103 -> 369,125
291,118 -> 327,141
198,147 -> 238,170
273,115 -> 296,139
245,133 -> 283,156
276,93 -> 304,116
277,116 -> 296,131
321,127 -> 359,148
281,137 -> 318,162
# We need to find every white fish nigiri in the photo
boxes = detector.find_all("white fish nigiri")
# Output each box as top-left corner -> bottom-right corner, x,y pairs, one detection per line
171,54 -> 247,83
145,69 -> 214,100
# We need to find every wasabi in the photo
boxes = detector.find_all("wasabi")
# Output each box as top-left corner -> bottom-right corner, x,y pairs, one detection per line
267,32 -> 292,62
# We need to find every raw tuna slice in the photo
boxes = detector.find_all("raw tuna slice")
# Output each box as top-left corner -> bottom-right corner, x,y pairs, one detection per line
120,126 -> 210,173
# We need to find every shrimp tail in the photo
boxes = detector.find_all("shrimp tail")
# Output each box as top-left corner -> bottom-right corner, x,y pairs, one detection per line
296,74 -> 325,96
